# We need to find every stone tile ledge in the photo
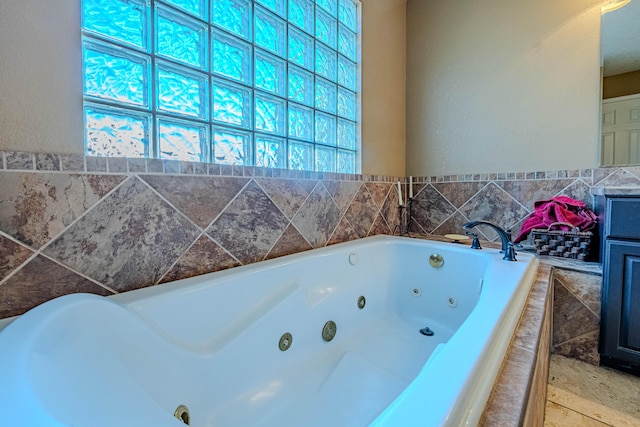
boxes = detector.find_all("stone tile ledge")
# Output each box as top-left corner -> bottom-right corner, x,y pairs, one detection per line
0,150 -> 403,183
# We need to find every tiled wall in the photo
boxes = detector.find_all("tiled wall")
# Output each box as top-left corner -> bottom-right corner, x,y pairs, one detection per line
3,150 -> 640,320
0,151 -> 404,319
407,166 -> 640,242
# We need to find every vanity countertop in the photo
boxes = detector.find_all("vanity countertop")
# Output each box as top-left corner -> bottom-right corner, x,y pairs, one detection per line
591,186 -> 640,197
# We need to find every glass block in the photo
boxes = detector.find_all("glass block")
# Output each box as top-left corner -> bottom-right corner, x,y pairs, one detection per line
255,134 -> 286,168
158,117 -> 207,162
156,6 -> 207,70
83,0 -> 148,50
315,111 -> 336,145
212,0 -> 251,40
315,43 -> 337,82
288,65 -> 314,107
255,92 -> 286,135
315,78 -> 337,114
316,0 -> 337,17
255,49 -> 286,97
337,87 -> 356,120
212,78 -> 252,128
337,149 -> 355,174
157,62 -> 208,119
316,8 -> 337,50
254,6 -> 287,57
337,55 -> 356,91
288,27 -> 315,71
337,117 -> 356,149
288,103 -> 313,141
315,145 -> 336,172
84,105 -> 150,157
256,0 -> 286,18
162,0 -> 206,20
83,41 -> 149,107
288,0 -> 314,35
213,126 -> 252,165
338,24 -> 357,61
288,140 -> 314,170
212,30 -> 252,84
338,0 -> 357,32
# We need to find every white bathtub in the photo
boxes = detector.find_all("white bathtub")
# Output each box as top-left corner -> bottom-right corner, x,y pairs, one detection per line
0,235 -> 538,427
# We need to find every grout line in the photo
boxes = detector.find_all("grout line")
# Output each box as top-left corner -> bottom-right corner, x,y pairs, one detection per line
545,400 -> 615,426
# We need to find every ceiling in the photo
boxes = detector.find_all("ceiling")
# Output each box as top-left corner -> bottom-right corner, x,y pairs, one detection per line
601,0 -> 640,77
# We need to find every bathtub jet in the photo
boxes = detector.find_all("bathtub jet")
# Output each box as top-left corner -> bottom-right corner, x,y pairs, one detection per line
0,235 -> 538,427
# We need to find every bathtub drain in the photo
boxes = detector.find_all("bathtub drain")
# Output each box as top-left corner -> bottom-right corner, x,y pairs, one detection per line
419,327 -> 434,336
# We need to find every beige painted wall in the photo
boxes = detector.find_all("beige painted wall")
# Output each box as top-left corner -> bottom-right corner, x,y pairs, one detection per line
603,69 -> 640,99
406,0 -> 603,176
0,0 -> 406,176
360,0 -> 406,176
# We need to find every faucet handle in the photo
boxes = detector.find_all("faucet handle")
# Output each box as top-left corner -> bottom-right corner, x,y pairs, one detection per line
466,231 -> 482,250
503,242 -> 517,261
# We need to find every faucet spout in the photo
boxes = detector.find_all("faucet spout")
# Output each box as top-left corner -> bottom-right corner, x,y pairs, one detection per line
462,220 -> 517,261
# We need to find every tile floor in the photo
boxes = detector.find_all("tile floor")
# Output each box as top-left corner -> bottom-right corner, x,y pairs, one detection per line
544,354 -> 640,426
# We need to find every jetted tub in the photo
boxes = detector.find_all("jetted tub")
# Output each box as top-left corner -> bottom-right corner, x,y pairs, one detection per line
0,235 -> 539,427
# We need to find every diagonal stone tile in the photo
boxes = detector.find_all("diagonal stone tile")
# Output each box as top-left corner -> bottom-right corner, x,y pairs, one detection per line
553,282 -> 600,346
367,213 -> 392,236
625,166 -> 640,180
344,185 -> 379,238
265,224 -> 312,260
0,172 -> 126,248
140,175 -> 249,228
459,183 -> 529,240
160,236 -> 240,284
593,167 -> 618,186
594,168 -> 640,187
381,185 -> 401,231
496,179 -> 575,211
558,180 -> 594,209
364,182 -> 392,209
552,330 -> 600,367
432,182 -> 489,209
411,183 -> 428,200
255,178 -> 317,219
554,270 -> 601,317
323,180 -> 361,213
43,177 -> 200,292
292,182 -> 341,248
0,235 -> 33,282
0,255 -> 112,318
207,180 -> 289,264
412,184 -> 457,234
431,212 -> 470,236
327,217 -> 359,246
408,217 -> 428,236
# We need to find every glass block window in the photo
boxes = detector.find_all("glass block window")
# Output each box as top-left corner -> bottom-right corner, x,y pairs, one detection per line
82,0 -> 360,173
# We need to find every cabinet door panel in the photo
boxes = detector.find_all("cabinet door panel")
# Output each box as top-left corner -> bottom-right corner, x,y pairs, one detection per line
622,253 -> 640,351
602,240 -> 640,363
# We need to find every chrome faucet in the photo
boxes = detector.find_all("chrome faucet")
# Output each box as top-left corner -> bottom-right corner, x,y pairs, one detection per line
462,220 -> 517,261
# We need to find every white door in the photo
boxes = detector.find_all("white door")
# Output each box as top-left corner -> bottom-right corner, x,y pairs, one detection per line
602,94 -> 640,166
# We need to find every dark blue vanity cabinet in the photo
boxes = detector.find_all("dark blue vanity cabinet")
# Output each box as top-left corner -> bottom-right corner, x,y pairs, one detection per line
598,195 -> 640,376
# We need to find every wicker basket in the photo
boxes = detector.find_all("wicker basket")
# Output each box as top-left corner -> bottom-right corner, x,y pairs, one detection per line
531,222 -> 593,261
